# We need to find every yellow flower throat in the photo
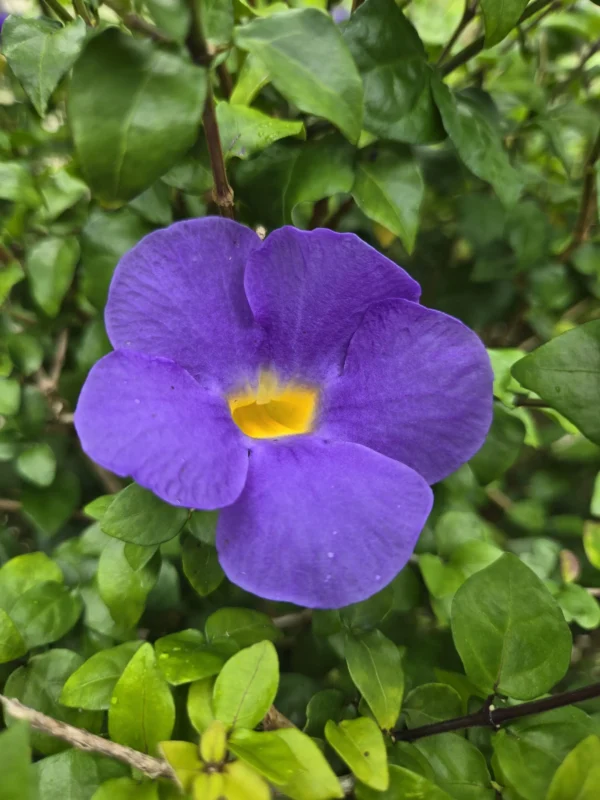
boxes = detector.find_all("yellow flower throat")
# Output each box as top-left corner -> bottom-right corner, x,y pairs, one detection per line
228,369 -> 318,439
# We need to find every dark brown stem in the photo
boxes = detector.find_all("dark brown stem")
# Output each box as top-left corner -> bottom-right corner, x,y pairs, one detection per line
559,128 -> 600,262
442,0 -> 557,77
437,2 -> 477,66
216,62 -> 233,100
393,682 -> 600,742
326,197 -> 354,230
309,198 -> 330,230
0,499 -> 22,513
102,0 -> 171,42
187,3 -> 235,219
513,397 -> 549,408
351,0 -> 364,13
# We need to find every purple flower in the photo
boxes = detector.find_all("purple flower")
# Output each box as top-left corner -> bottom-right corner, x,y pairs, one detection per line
0,12 -> 8,30
75,220 -> 492,609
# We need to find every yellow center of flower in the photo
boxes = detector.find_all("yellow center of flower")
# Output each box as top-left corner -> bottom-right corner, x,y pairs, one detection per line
228,369 -> 318,439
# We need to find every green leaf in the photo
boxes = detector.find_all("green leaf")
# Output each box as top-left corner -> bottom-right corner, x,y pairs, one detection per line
160,741 -> 201,793
101,482 -> 189,546
80,207 -> 152,310
4,649 -> 102,755
556,583 -> 600,630
188,510 -> 218,544
7,334 -> 44,376
356,764 -> 452,800
546,735 -> 600,800
480,0 -> 528,47
0,723 -> 35,800
0,609 -> 27,664
60,641 -> 143,710
493,708 -> 595,800
35,167 -> 89,223
343,0 -> 442,144
264,727 -> 343,800
68,29 -> 206,205
83,495 -> 115,521
16,443 -> 57,488
409,0 -> 464,45
200,0 -> 234,48
0,162 -> 39,206
0,261 -> 25,304
340,586 -> 394,632
128,181 -> 173,226
222,761 -> 271,800
235,8 -> 363,143
352,143 -> 424,253
205,607 -> 281,649
3,17 -> 86,116
415,733 -> 495,800
0,551 -> 63,610
91,777 -> 159,800
21,471 -> 80,536
181,535 -> 225,597
469,404 -> 525,485
26,236 -> 80,318
216,101 -> 305,161
236,135 -> 355,228
345,629 -> 404,730
108,642 -> 175,754
187,677 -> 216,733
0,379 -> 21,416
304,689 -> 345,737
228,728 -> 304,785
230,53 -> 270,106
431,77 -> 522,207
403,684 -> 462,728
325,717 -> 389,791
155,629 -> 226,685
9,582 -> 82,649
451,553 -> 571,699
35,750 -> 127,800
97,539 -> 161,629
512,321 -> 600,446
213,640 -> 279,730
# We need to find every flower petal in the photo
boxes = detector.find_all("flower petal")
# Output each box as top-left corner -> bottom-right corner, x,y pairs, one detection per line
244,227 -> 420,383
321,299 -> 493,484
106,218 -> 263,391
216,438 -> 432,608
75,350 -> 249,509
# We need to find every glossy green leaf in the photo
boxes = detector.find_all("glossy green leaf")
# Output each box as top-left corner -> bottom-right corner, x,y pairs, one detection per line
213,641 -> 279,730
9,582 -> 82,649
4,649 -> 102,755
451,554 -> 571,699
21,471 -> 80,536
431,77 -> 522,207
181,535 -> 225,597
60,641 -> 143,710
352,143 -> 424,252
205,607 -> 281,649
556,583 -> 600,630
235,8 -> 363,142
26,236 -> 79,318
0,552 -> 63,610
0,162 -> 39,206
160,741 -> 201,793
0,379 -> 21,416
7,334 -> 43,376
230,53 -> 270,105
16,444 -> 56,488
409,0 -> 464,44
108,642 -> 175,754
480,0 -> 528,47
187,677 -> 216,733
91,777 -> 159,800
97,539 -> 160,629
469,404 -> 525,485
340,585 -> 394,631
304,689 -> 345,737
344,0 -> 442,144
0,261 -> 25,304
217,101 -> 304,161
68,29 -> 206,204
356,764 -> 452,800
35,750 -> 127,800
228,728 -> 304,785
101,482 -> 188,546
403,683 -> 462,728
222,761 -> 271,800
266,727 -> 343,800
345,629 -> 404,730
415,733 -> 495,800
512,321 -> 600,445
155,629 -> 226,685
0,609 -> 27,664
0,723 -> 35,800
3,17 -> 86,116
325,717 -> 389,790
35,167 -> 89,223
546,735 -> 600,800
200,0 -> 234,47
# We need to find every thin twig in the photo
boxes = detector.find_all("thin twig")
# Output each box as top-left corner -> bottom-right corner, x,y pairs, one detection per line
272,608 -> 313,629
0,499 -> 22,513
72,0 -> 93,25
0,695 -> 174,779
485,486 -> 513,512
393,682 -> 600,741
559,127 -> 600,262
513,397 -> 549,408
442,0 -> 557,77
216,63 -> 234,100
43,0 -> 74,23
351,0 -> 364,12
326,197 -> 354,230
85,457 -> 123,495
309,198 -> 330,230
437,2 -> 477,67
263,705 -> 295,731
102,0 -> 172,43
186,2 -> 235,218
49,330 -> 69,389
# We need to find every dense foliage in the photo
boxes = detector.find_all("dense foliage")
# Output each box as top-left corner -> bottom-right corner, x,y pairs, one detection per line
1,0 -> 600,798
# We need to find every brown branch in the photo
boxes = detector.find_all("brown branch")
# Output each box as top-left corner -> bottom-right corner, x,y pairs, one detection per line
442,0 -> 557,77
187,3 -> 235,219
102,0 -> 171,43
263,705 -> 295,731
351,0 -> 364,12
309,198 -> 330,230
559,127 -> 600,262
0,695 -> 174,780
0,499 -> 22,513
393,682 -> 600,742
216,63 -> 233,100
437,2 -> 477,67
326,197 -> 354,230
272,608 -> 313,629
85,457 -> 123,495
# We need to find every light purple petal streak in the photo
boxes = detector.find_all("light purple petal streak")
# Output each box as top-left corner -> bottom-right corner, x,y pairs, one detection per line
244,227 -> 421,383
320,298 -> 494,484
74,350 -> 249,509
106,218 -> 263,392
217,438 -> 433,608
